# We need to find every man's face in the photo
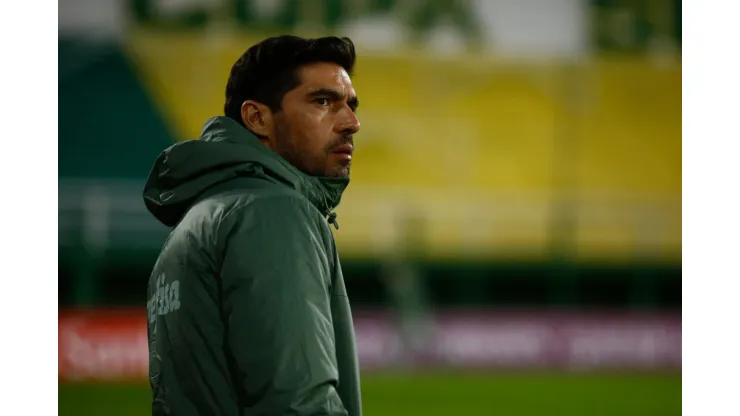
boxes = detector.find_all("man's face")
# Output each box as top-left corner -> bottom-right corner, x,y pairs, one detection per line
269,62 -> 360,178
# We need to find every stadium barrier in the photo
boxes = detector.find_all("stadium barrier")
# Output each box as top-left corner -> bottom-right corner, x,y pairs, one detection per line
59,309 -> 680,382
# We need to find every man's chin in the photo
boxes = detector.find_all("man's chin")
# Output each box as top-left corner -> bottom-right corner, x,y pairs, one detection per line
328,169 -> 350,179
324,163 -> 350,179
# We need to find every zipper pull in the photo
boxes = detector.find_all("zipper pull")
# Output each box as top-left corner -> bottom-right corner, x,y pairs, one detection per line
326,212 -> 339,230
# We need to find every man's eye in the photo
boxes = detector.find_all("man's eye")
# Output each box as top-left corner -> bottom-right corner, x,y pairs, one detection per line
314,98 -> 330,106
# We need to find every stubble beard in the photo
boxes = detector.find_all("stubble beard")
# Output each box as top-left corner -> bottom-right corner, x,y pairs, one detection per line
273,121 -> 316,177
273,121 -> 351,179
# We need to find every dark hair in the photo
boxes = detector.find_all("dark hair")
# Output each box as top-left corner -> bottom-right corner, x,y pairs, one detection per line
224,35 -> 356,126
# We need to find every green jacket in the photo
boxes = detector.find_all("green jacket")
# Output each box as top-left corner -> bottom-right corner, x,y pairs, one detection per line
143,116 -> 362,416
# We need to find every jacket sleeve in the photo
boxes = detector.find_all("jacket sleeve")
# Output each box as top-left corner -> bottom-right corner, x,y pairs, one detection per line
220,195 -> 347,416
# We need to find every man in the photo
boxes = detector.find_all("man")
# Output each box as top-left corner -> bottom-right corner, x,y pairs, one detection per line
143,35 -> 362,416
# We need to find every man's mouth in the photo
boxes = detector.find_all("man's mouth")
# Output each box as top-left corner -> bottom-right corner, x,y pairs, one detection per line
332,144 -> 354,155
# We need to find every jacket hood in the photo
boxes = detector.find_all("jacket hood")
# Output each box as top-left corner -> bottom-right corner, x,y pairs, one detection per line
143,116 -> 350,227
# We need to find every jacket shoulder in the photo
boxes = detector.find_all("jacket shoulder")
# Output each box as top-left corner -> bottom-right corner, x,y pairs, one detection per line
185,178 -> 311,226
205,186 -> 319,224
220,190 -> 326,235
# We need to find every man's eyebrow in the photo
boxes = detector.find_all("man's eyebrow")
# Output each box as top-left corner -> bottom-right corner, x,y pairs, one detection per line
308,88 -> 359,111
307,88 -> 343,99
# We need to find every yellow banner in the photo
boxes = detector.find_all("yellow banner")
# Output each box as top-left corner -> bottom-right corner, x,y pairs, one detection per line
127,31 -> 681,260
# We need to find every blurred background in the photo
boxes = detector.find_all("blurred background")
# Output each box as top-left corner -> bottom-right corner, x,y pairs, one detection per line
59,0 -> 681,414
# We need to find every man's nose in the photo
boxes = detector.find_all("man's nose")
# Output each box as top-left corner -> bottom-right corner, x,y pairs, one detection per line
336,108 -> 360,135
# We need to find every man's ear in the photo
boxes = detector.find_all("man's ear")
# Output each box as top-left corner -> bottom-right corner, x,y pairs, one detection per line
241,100 -> 273,139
